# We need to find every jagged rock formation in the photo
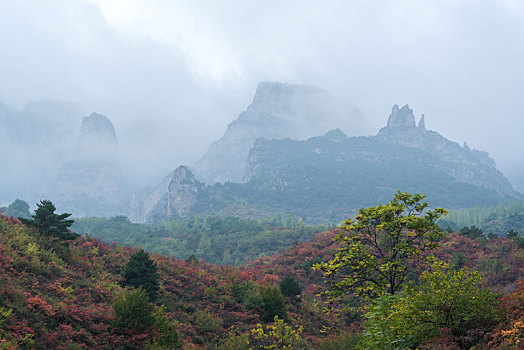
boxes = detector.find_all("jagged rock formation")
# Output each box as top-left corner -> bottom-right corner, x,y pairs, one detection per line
134,104 -> 520,223
376,104 -> 513,195
194,81 -> 363,184
55,113 -> 124,217
167,166 -> 201,218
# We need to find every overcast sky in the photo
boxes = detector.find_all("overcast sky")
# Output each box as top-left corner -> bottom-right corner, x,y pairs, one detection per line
1,0 -> 523,182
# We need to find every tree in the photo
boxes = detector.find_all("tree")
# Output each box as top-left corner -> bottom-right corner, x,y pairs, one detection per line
359,256 -> 501,349
314,192 -> 447,305
279,275 -> 302,298
20,200 -> 77,240
112,288 -> 155,332
122,249 -> 160,301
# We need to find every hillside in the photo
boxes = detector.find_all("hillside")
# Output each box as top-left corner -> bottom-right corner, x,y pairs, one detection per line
1,209 -> 523,349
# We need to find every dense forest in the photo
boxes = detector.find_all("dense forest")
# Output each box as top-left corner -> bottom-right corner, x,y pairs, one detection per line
439,200 -> 524,235
0,193 -> 522,349
72,215 -> 330,266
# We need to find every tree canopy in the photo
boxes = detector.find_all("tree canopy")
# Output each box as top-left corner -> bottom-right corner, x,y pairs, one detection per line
20,200 -> 77,240
315,191 -> 447,305
122,249 -> 160,301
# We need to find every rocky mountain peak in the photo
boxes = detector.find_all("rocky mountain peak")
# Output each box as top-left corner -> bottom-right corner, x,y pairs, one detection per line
194,81 -> 363,185
80,113 -> 117,139
418,114 -> 426,132
387,104 -> 416,128
167,166 -> 201,218
324,128 -> 348,142
75,113 -> 118,163
55,112 -> 123,217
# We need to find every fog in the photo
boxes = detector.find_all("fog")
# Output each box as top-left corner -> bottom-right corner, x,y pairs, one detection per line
1,0 -> 524,206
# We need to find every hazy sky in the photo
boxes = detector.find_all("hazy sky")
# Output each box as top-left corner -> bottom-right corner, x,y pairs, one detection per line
1,0 -> 523,183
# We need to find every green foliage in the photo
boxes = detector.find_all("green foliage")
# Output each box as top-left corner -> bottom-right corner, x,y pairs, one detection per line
150,305 -> 182,349
357,293 -> 406,350
72,215 -> 327,266
246,286 -> 287,322
442,200 -> 524,235
112,287 -> 155,332
227,272 -> 255,304
459,225 -> 486,241
195,310 -> 223,333
20,200 -> 77,240
317,332 -> 360,350
279,275 -> 302,298
249,316 -> 306,349
122,249 -> 160,301
315,192 -> 447,304
359,256 -> 502,349
4,199 -> 31,219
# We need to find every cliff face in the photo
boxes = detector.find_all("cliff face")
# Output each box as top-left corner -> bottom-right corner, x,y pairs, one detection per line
133,103 -> 520,223
193,81 -> 362,184
242,104 -> 518,216
376,104 -> 514,196
55,113 -> 124,217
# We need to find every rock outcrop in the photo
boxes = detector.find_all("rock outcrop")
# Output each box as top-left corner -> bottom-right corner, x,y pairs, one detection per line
135,103 -> 520,223
167,166 -> 201,218
55,113 -> 124,217
133,166 -> 203,223
377,105 -> 513,196
193,81 -> 363,184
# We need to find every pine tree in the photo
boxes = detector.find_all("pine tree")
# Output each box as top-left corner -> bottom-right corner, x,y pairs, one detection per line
20,200 -> 77,240
122,249 -> 160,301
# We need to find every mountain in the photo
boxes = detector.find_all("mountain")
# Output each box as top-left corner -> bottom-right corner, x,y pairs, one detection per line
193,81 -> 364,184
137,104 -> 520,223
55,113 -> 124,217
0,100 -> 83,204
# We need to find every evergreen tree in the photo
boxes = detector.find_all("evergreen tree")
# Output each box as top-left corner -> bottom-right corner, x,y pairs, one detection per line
122,249 -> 160,301
20,200 -> 77,240
259,286 -> 287,322
279,275 -> 302,298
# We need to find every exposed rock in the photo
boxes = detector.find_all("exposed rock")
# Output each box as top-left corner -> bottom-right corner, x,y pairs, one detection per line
55,113 -> 124,217
194,81 -> 363,184
387,104 -> 416,128
418,114 -> 426,132
167,166 -> 201,218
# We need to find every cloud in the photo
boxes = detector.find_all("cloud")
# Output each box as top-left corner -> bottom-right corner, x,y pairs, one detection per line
0,0 -> 523,187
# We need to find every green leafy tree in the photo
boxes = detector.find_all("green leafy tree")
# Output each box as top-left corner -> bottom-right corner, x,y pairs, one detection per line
314,192 -> 447,305
113,287 -> 155,332
4,199 -> 31,219
150,305 -> 182,349
359,256 -> 502,349
122,249 -> 160,301
20,200 -> 77,240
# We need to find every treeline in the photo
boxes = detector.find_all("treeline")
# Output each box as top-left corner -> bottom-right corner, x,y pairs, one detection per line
439,199 -> 524,235
72,215 -> 329,265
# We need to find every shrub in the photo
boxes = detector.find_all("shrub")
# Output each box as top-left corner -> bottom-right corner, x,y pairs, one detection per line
112,288 -> 155,332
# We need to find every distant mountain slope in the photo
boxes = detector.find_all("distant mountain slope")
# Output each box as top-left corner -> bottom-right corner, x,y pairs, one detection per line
55,113 -> 124,217
193,81 -> 364,184
137,105 -> 519,223
0,100 -> 83,204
